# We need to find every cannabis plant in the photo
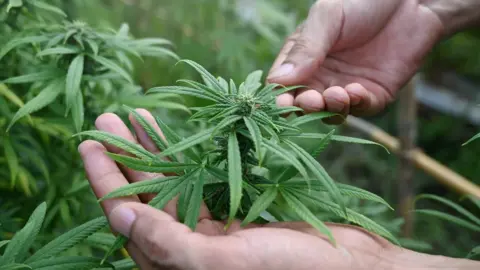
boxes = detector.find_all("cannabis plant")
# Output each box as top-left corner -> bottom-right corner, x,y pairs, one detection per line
77,60 -> 397,261
414,194 -> 480,259
0,201 -> 136,270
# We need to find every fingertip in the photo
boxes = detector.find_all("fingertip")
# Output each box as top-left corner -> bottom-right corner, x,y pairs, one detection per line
294,89 -> 325,113
276,93 -> 295,107
78,140 -> 104,157
95,112 -> 122,130
322,86 -> 350,125
345,83 -> 372,115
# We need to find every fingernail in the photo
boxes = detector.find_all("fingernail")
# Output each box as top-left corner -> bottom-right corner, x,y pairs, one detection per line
267,63 -> 294,80
109,206 -> 136,237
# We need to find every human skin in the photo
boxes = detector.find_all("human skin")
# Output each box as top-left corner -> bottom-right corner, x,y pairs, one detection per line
79,109 -> 480,269
267,0 -> 480,123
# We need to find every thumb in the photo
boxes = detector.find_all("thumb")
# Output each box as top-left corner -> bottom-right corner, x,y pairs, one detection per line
267,0 -> 343,85
108,202 -> 207,269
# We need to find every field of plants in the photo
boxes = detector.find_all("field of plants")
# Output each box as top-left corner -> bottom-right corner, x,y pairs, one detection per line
0,0 -> 479,269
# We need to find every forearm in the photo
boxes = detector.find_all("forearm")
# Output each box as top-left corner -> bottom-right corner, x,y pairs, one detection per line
421,0 -> 480,38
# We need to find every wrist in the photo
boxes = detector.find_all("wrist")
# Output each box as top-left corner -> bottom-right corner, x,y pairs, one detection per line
420,0 -> 480,38
389,247 -> 480,270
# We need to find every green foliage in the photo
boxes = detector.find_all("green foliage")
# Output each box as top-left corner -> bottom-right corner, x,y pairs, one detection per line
414,194 -> 480,258
0,202 -> 129,269
80,59 -> 398,257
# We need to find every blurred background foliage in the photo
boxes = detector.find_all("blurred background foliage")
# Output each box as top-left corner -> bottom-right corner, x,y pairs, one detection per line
0,0 -> 479,263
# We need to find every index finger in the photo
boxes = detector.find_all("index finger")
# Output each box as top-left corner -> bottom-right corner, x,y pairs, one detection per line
79,140 -> 140,216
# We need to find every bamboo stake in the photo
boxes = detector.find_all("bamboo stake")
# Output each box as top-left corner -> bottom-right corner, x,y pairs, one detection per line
344,116 -> 480,199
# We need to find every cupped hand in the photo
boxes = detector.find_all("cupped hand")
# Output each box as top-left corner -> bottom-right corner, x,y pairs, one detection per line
77,109 -> 479,270
268,0 -> 445,121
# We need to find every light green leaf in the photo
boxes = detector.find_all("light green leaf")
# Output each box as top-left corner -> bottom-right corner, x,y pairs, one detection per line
261,139 -> 308,181
467,246 -> 480,259
71,90 -> 84,132
73,130 -> 155,159
185,169 -> 206,230
0,35 -> 50,61
159,127 -> 215,158
4,136 -> 19,186
66,54 -> 84,114
244,70 -> 263,94
229,79 -> 237,95
107,153 -> 198,174
148,170 -> 194,209
154,116 -> 200,162
7,0 -> 23,13
29,1 -> 67,17
415,194 -> 480,225
147,85 -> 219,102
291,189 -> 398,245
283,139 -> 346,215
85,39 -> 99,56
463,133 -> 480,146
0,84 -> 24,108
16,202 -> 47,262
111,258 -> 136,270
289,112 -> 340,126
283,180 -> 393,210
0,202 -> 46,264
123,106 -> 168,152
134,38 -> 173,47
0,240 -> 10,249
26,217 -> 108,263
178,59 -> 225,93
2,70 -> 60,84
243,117 -> 263,164
211,115 -> 242,137
227,132 -> 243,224
270,106 -> 304,116
7,79 -> 63,131
280,189 -> 335,245
413,210 -> 480,232
311,129 -> 334,157
27,256 -> 110,270
291,133 -> 389,153
0,263 -> 31,270
90,55 -> 133,83
217,77 -> 229,92
99,176 -> 181,202
241,187 -> 278,226
37,46 -> 80,57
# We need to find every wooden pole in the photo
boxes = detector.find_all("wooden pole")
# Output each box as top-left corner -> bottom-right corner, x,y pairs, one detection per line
396,80 -> 417,237
344,116 -> 480,200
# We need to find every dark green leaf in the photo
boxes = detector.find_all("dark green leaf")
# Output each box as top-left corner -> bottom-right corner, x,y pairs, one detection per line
71,91 -> 84,132
280,189 -> 335,245
261,139 -> 308,181
415,194 -> 480,225
99,176 -> 181,201
185,170 -> 206,230
243,117 -> 263,164
227,132 -> 243,224
0,36 -> 50,61
291,133 -> 389,153
178,59 -> 225,93
26,217 -> 108,263
27,256 -> 110,270
107,153 -> 197,173
241,187 -> 278,226
463,133 -> 480,146
159,127 -> 215,158
283,140 -> 346,215
414,209 -> 480,232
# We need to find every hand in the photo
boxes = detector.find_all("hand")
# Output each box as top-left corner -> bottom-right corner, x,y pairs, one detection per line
267,0 -> 445,121
79,109 -> 479,270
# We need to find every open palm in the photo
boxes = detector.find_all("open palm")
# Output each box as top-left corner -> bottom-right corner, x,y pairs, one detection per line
79,109 -> 403,270
268,0 -> 444,119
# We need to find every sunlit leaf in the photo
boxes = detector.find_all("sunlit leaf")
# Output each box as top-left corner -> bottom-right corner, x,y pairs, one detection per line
7,79 -> 64,131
